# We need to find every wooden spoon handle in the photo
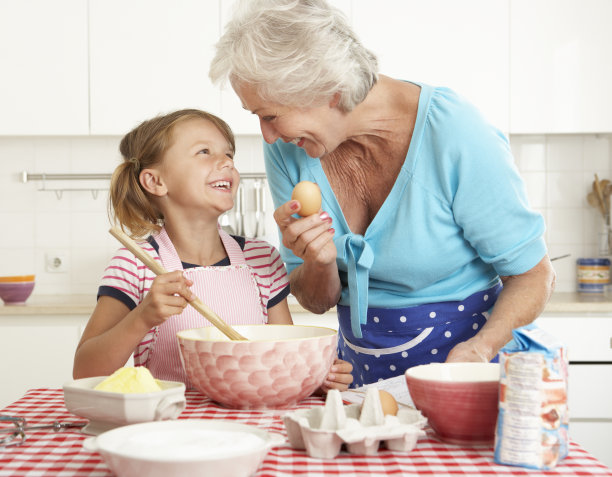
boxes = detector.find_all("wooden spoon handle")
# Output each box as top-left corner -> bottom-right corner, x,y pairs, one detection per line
594,174 -> 608,216
109,227 -> 247,341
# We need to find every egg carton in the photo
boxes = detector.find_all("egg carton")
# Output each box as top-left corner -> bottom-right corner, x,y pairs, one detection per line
283,388 -> 427,459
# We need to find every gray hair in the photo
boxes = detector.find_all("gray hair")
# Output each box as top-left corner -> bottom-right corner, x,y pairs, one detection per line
209,0 -> 378,112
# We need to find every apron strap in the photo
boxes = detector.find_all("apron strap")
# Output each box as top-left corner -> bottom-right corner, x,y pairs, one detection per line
218,223 -> 247,265
154,224 -> 247,271
155,227 -> 183,271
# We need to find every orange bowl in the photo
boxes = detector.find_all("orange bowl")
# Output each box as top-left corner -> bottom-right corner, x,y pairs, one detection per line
405,362 -> 500,446
0,275 -> 35,283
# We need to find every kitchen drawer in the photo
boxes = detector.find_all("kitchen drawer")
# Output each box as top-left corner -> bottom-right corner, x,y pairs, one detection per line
568,421 -> 612,469
568,364 -> 612,419
536,316 -> 612,362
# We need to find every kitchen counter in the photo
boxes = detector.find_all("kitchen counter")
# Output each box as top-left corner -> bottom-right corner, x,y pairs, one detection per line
3,291 -> 612,316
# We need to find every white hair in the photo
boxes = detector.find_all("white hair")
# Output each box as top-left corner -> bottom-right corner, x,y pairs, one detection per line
209,0 -> 378,112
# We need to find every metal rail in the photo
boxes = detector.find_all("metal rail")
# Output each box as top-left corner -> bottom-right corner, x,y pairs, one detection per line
21,171 -> 267,183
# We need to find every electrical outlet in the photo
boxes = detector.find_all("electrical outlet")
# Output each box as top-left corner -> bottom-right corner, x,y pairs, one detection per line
45,253 -> 69,273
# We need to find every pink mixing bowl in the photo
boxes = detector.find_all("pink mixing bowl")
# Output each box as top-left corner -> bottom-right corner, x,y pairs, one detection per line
0,281 -> 35,305
405,362 -> 500,446
177,325 -> 338,409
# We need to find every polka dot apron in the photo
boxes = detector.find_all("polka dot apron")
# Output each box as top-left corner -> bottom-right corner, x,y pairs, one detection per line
337,282 -> 502,388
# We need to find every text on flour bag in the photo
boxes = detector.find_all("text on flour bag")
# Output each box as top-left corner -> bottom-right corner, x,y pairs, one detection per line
494,325 -> 569,470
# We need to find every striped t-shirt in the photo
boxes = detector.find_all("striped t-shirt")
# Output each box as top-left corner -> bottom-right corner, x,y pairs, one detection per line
98,234 -> 290,321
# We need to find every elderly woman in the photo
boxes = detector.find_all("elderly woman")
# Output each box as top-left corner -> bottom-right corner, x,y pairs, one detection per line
210,0 -> 555,387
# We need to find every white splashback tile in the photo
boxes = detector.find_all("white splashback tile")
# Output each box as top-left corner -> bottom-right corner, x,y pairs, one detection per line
546,171 -> 586,208
521,171 -> 547,208
546,135 -> 584,171
0,133 -> 611,295
512,135 -> 546,171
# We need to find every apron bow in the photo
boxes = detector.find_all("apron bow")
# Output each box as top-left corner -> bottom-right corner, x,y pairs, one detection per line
338,233 -> 374,338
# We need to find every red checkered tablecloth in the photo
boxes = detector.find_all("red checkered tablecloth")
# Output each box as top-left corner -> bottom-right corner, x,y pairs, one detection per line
0,388 -> 611,476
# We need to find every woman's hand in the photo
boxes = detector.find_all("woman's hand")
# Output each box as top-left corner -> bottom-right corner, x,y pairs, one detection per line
445,337 -> 492,363
274,200 -> 336,267
318,358 -> 354,393
135,270 -> 195,328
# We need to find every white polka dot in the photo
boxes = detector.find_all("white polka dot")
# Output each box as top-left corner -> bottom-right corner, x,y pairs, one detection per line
401,352 -> 408,358
445,321 -> 451,325
378,378 -> 384,382
364,364 -> 369,371
390,365 -> 396,371
373,316 -> 380,323
431,349 -> 438,355
473,323 -> 479,330
355,350 -> 359,355
399,316 -> 407,323
374,353 -> 381,358
484,294 -> 489,301
388,330 -> 393,333
444,331 -> 452,338
458,305 -> 465,311
429,311 -> 436,318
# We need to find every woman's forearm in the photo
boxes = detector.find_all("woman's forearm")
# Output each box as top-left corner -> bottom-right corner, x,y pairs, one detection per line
472,256 -> 556,360
290,260 -> 342,314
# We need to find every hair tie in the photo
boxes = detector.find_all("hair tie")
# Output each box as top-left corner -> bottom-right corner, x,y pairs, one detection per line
128,157 -> 140,170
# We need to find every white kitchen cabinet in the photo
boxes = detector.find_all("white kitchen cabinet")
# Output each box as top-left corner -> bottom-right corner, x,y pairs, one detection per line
536,315 -> 612,468
0,315 -> 90,408
0,0 -> 89,135
88,0 -> 221,135
510,0 -> 612,133
352,0 -> 509,133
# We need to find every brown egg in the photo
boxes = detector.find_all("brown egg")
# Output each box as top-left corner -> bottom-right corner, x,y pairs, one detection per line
378,389 -> 399,416
291,181 -> 322,217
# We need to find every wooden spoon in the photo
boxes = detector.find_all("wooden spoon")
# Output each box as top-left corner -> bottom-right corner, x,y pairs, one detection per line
109,227 -> 247,341
593,174 -> 608,216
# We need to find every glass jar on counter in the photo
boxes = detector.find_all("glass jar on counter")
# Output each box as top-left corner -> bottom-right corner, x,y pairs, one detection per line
576,258 -> 611,293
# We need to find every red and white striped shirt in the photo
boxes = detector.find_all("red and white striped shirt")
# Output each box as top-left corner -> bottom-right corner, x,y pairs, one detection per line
98,235 -> 290,319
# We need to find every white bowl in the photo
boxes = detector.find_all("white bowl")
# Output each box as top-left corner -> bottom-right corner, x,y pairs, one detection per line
83,419 -> 284,477
63,376 -> 186,434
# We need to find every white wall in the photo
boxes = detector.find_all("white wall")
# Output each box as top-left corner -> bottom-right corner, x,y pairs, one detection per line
0,133 -> 610,295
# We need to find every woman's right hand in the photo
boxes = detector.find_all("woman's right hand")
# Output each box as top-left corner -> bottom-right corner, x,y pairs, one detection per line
274,199 -> 336,266
136,270 -> 195,328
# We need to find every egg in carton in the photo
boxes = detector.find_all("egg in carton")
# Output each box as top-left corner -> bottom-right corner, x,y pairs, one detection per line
283,388 -> 427,459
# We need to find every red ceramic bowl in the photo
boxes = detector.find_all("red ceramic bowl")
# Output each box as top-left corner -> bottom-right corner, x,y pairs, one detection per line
405,362 -> 500,445
0,281 -> 35,305
178,325 -> 338,410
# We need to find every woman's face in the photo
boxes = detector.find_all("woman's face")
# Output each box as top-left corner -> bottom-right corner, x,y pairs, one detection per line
235,82 -> 344,158
156,117 -> 239,218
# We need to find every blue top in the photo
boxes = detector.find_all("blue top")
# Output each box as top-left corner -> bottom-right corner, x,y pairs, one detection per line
264,82 -> 547,337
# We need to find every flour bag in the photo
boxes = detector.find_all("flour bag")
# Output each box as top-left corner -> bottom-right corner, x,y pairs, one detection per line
494,325 -> 569,469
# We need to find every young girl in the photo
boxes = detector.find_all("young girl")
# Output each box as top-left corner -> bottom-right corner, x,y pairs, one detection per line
73,109 -> 352,392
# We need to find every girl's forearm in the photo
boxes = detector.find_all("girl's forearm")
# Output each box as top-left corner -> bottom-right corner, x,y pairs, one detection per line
73,308 -> 150,378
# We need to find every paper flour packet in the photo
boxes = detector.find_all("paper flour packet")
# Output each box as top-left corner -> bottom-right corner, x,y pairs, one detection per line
494,325 -> 569,470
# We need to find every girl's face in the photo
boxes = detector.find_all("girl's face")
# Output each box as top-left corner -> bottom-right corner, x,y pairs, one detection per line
235,82 -> 345,159
157,117 -> 239,218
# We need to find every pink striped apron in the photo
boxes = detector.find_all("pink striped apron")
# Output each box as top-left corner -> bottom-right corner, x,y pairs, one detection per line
134,225 -> 265,385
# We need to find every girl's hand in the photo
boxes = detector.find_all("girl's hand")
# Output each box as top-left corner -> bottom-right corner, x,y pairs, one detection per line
319,358 -> 354,393
274,200 -> 336,267
135,270 -> 195,328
